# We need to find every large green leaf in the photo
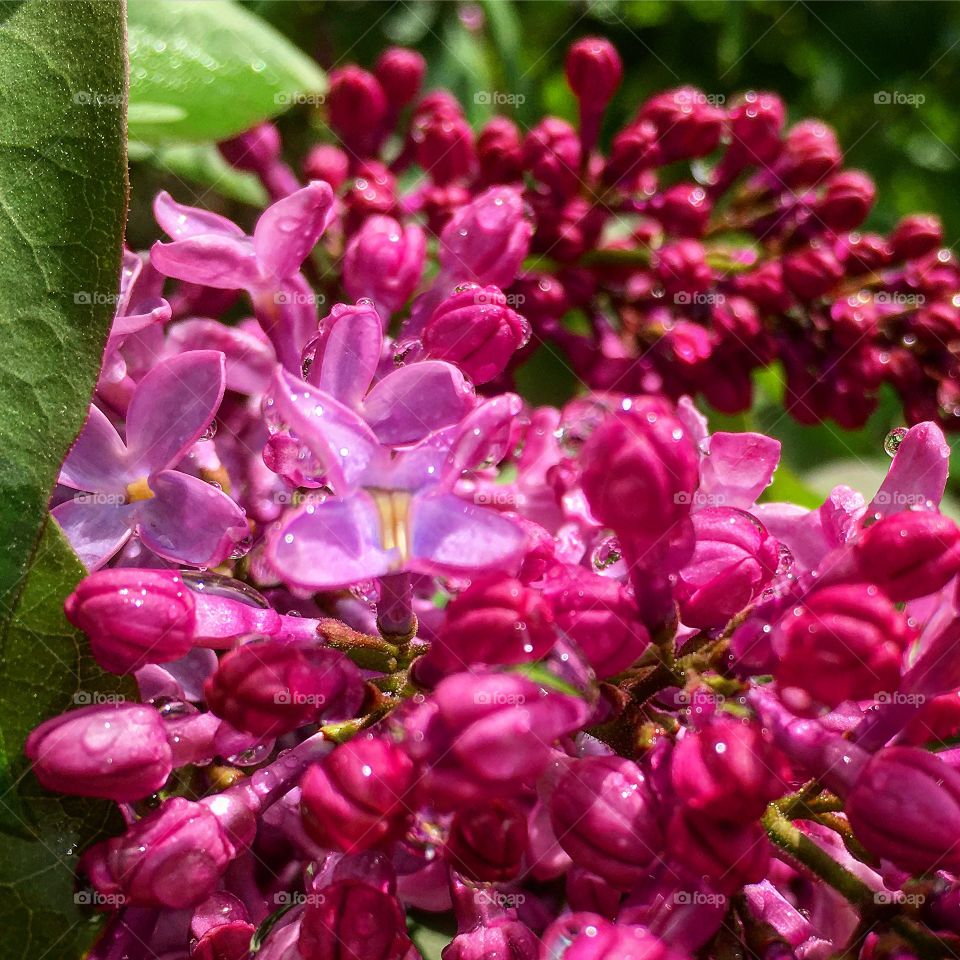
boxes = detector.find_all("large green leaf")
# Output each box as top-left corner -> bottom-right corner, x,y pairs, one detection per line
128,0 -> 326,143
0,0 -> 130,956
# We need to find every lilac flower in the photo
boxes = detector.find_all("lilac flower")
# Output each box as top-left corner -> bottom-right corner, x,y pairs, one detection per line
264,367 -> 526,589
54,351 -> 248,569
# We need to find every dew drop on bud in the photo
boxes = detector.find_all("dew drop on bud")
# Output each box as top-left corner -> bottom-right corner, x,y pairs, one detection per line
230,534 -> 254,560
776,543 -> 794,575
884,427 -> 908,457
393,338 -> 422,367
199,420 -> 218,441
181,571 -> 269,608
591,535 -> 623,574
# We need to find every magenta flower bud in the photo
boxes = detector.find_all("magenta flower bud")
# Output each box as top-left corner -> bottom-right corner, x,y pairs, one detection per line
191,892 -> 254,960
580,398 -> 699,549
523,117 -> 582,198
299,880 -> 411,960
550,756 -> 663,890
676,507 -> 780,630
476,116 -> 524,185
421,573 -> 555,678
545,568 -> 650,678
911,301 -> 960,349
653,239 -> 712,297
204,640 -> 363,738
638,86 -> 724,162
445,921 -> 539,960
327,66 -> 389,155
422,283 -> 529,384
649,182 -> 712,238
671,716 -> 784,823
218,122 -> 281,172
26,703 -> 172,802
727,91 -> 785,165
541,914 -> 682,960
838,231 -> 891,275
855,511 -> 960,602
343,215 -> 425,317
604,119 -> 660,186
777,120 -> 842,188
775,583 -> 912,707
345,160 -> 398,222
815,170 -> 876,232
300,735 -> 417,853
438,185 -> 532,289
846,746 -> 960,873
782,245 -> 843,301
735,261 -> 791,313
667,809 -> 769,896
82,797 -> 235,908
412,100 -> 475,185
303,144 -> 350,190
374,47 -> 425,109
565,36 -> 622,109
446,798 -> 528,882
890,213 -> 944,262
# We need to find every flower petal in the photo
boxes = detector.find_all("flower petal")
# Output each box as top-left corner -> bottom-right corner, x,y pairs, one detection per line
268,368 -> 380,492
312,304 -> 383,409
364,361 -> 476,445
700,432 -> 781,509
60,405 -> 130,492
136,471 -> 247,567
267,494 -> 392,589
166,319 -> 275,396
253,181 -> 335,283
126,351 -> 227,473
150,236 -> 259,290
442,393 -> 524,486
153,190 -> 246,239
52,497 -> 133,570
409,491 -> 526,575
869,421 -> 950,517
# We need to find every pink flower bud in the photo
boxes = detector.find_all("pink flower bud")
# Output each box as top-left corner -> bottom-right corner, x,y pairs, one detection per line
580,398 -> 699,548
777,120 -> 842,188
446,798 -> 528,882
422,283 -> 529,384
910,301 -> 960,350
327,66 -> 388,155
735,261 -> 791,313
374,47 -> 425,109
301,735 -> 417,853
815,170 -> 876,232
541,914 -> 683,960
438,185 -> 532,289
82,797 -> 235,908
219,122 -> 281,171
649,182 -> 712,238
727,91 -> 785,165
343,215 -> 425,316
204,641 -> 363,738
638,87 -> 724,162
26,703 -> 172,802
345,161 -> 398,221
444,921 -> 539,960
544,568 -> 650,677
420,573 -> 555,678
838,231 -> 890,275
774,584 -> 912,707
299,880 -> 411,960
667,809 -> 769,895
653,239 -> 712,297
846,746 -> 960,873
676,507 -> 780,630
412,100 -> 475,185
476,116 -> 524,185
303,144 -> 349,190
671,716 -> 784,823
604,120 -> 660,186
565,37 -> 623,109
890,214 -> 943,262
782,245 -> 843,300
523,117 -> 582,198
550,756 -> 663,890
855,511 -> 960,602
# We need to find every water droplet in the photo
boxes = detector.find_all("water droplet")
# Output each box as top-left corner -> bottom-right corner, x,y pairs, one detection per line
884,427 -> 908,457
591,535 -> 623,572
230,534 -> 254,560
776,543 -> 794,575
181,572 -> 269,608
393,338 -> 423,367
199,420 -> 217,441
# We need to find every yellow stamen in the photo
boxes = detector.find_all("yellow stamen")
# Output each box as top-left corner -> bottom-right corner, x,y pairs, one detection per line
369,489 -> 412,568
125,477 -> 155,502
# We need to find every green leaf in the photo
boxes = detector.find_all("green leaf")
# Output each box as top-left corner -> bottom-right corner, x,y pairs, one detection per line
0,0 -> 130,956
127,0 -> 326,143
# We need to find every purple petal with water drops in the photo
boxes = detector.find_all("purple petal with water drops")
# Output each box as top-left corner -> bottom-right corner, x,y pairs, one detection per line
441,393 -> 523,487
166,319 -> 275,396
253,274 -> 321,373
150,235 -> 260,290
59,405 -> 131,492
126,351 -> 227,474
252,181 -> 334,283
313,304 -> 383,408
52,497 -> 133,570
268,368 -> 381,493
135,470 -> 247,567
364,361 -> 476,445
153,190 -> 246,240
409,491 -> 526,576
869,421 -> 950,518
700,431 -> 781,508
267,495 -> 393,589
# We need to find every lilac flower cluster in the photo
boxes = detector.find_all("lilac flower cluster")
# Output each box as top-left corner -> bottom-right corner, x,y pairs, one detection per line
32,34 -> 960,960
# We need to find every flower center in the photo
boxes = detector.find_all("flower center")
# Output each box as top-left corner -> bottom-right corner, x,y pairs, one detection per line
369,489 -> 412,567
125,477 -> 155,502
